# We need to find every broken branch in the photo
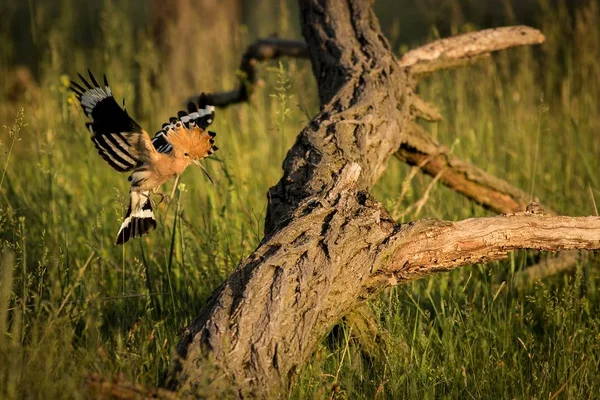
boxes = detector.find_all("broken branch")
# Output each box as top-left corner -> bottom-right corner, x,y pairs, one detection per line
397,122 -> 545,214
399,26 -> 545,76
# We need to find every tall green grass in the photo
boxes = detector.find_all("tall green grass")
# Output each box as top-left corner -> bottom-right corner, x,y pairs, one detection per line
1,0 -> 600,398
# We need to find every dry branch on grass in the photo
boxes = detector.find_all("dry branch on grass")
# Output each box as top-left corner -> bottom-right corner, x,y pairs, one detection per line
386,208 -> 600,282
397,122 -> 544,214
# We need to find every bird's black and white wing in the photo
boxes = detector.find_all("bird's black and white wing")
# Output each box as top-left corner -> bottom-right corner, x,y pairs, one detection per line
151,101 -> 216,154
70,70 -> 154,172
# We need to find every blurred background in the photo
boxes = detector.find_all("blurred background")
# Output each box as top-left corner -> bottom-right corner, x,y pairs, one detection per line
1,0 -> 600,398
0,0 -> 589,73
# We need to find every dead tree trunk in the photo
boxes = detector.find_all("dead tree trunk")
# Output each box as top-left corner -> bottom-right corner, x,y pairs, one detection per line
171,1 -> 600,398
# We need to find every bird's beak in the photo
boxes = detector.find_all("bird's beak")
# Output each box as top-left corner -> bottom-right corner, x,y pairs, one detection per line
196,160 -> 215,186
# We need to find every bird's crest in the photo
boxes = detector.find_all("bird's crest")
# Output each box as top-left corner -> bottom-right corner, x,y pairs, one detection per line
151,99 -> 218,160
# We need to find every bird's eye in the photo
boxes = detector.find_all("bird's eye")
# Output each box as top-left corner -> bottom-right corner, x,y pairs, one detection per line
184,152 -> 189,157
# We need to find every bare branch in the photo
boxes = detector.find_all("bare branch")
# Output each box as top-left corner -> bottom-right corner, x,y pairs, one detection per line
186,38 -> 308,107
397,122 -> 545,214
383,213 -> 600,284
399,26 -> 545,76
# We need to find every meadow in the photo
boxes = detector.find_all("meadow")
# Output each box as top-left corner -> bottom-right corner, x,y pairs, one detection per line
1,0 -> 600,398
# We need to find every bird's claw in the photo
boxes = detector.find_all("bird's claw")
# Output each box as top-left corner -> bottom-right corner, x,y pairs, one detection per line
155,192 -> 171,206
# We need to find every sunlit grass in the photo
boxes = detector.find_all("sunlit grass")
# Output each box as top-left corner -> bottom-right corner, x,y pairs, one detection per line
1,0 -> 600,398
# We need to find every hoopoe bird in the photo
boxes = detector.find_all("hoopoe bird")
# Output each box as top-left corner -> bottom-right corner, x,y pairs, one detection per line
70,70 -> 218,245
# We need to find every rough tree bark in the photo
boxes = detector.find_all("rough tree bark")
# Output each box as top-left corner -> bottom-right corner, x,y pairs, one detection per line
170,1 -> 600,398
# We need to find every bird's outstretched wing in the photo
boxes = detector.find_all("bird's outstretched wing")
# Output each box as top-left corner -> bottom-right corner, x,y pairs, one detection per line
70,70 -> 155,172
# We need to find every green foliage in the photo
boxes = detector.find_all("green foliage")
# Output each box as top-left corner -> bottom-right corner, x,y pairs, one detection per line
1,1 -> 600,398
269,61 -> 295,161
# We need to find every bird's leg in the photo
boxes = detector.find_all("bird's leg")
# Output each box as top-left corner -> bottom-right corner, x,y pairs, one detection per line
153,187 -> 171,206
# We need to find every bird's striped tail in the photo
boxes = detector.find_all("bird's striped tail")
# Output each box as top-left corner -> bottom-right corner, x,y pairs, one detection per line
115,191 -> 157,245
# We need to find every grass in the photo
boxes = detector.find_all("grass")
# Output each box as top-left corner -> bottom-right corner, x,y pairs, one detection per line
1,0 -> 600,398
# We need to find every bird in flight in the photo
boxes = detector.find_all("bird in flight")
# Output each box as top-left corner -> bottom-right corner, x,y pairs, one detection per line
70,70 -> 218,245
